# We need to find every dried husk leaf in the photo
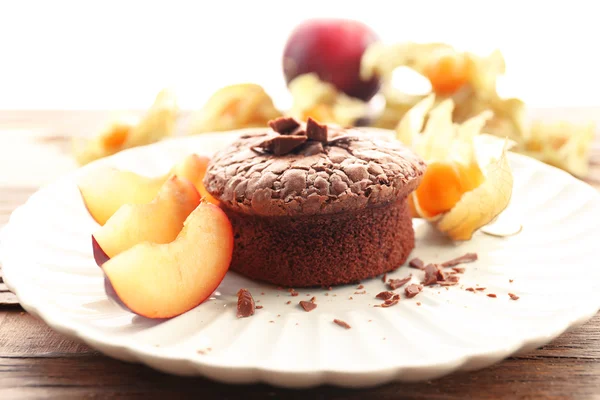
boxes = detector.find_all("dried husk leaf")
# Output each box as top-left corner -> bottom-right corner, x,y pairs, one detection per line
436,142 -> 513,240
73,90 -> 178,165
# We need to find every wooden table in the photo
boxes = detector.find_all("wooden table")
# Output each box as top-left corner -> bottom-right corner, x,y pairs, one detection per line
1,111 -> 599,399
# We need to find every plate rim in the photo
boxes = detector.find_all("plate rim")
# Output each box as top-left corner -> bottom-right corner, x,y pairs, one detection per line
2,131 -> 600,388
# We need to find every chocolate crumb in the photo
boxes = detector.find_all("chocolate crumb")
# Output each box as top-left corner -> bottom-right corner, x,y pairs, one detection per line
354,290 -> 367,295
269,321 -> 275,323
381,299 -> 400,308
333,319 -> 351,329
197,349 -> 206,355
290,290 -> 299,297
475,287 -> 486,291
382,273 -> 388,282
405,284 -> 423,298
388,275 -> 412,290
306,117 -> 328,142
256,299 -> 261,303
409,257 -> 425,269
268,117 -> 301,134
487,293 -> 497,298
349,297 -> 353,300
277,314 -> 281,317
422,264 -> 443,286
256,305 -> 263,309
416,302 -> 422,306
328,286 -> 333,291
441,253 -> 478,267
357,284 -> 365,290
509,279 -> 514,283
236,289 -> 255,318
325,293 -> 329,296
376,291 -> 395,300
286,301 -> 291,305
509,293 -> 520,300
368,320 -> 372,322
261,292 -> 265,295
310,296 -> 316,303
466,287 -> 475,292
452,267 -> 465,274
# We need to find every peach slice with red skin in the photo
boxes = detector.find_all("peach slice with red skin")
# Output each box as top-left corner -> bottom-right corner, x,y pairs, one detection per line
79,154 -> 216,225
92,176 -> 201,265
101,202 -> 234,319
171,154 -> 219,205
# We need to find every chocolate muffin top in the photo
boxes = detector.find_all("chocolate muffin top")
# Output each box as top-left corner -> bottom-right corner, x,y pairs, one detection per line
204,119 -> 426,217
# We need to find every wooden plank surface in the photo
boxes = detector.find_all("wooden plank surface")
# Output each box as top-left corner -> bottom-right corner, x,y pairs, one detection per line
0,311 -> 598,399
0,111 -> 599,398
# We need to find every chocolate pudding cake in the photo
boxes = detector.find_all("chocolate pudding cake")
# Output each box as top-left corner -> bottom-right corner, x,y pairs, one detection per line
203,117 -> 426,287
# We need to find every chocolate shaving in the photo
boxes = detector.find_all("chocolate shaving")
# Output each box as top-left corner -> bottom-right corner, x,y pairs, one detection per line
268,117 -> 300,134
422,264 -> 443,286
382,273 -> 387,282
381,299 -> 399,308
405,284 -> 423,298
333,319 -> 351,329
290,290 -> 299,297
310,296 -> 316,303
509,293 -> 520,300
475,287 -> 486,291
256,134 -> 307,156
388,275 -> 412,290
452,267 -> 465,274
441,253 -> 478,267
299,300 -> 317,312
376,291 -> 395,300
357,284 -> 364,290
438,275 -> 460,286
408,257 -> 425,269
487,293 -> 497,298
236,289 -> 255,318
466,287 -> 475,292
256,305 -> 263,309
306,117 -> 328,142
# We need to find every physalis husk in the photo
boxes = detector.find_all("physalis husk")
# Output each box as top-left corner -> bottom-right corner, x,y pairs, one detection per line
521,120 -> 595,177
189,83 -> 281,134
288,73 -> 368,127
398,94 -> 514,241
73,90 -> 178,165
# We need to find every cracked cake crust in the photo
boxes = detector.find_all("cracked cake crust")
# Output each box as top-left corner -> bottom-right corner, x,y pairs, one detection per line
204,128 -> 427,217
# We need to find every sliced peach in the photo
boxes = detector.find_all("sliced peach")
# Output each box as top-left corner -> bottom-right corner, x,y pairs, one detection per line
92,176 -> 201,265
102,202 -> 234,319
79,154 -> 217,225
171,154 -> 219,204
79,168 -> 165,225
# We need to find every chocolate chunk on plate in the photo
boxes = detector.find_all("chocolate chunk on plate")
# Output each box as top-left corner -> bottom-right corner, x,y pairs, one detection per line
237,289 -> 255,318
405,284 -> 423,298
441,253 -> 478,267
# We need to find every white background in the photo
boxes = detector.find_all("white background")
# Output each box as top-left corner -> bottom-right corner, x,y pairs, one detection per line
0,0 -> 598,109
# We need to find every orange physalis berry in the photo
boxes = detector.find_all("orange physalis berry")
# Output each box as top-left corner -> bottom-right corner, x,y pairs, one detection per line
424,52 -> 471,95
415,160 -> 484,217
100,124 -> 131,151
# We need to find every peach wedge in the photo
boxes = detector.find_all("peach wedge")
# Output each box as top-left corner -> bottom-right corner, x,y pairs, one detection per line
102,202 -> 234,319
92,176 -> 201,265
79,154 -> 216,225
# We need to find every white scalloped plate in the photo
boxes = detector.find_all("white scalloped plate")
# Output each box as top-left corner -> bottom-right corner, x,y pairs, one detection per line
2,130 -> 600,388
